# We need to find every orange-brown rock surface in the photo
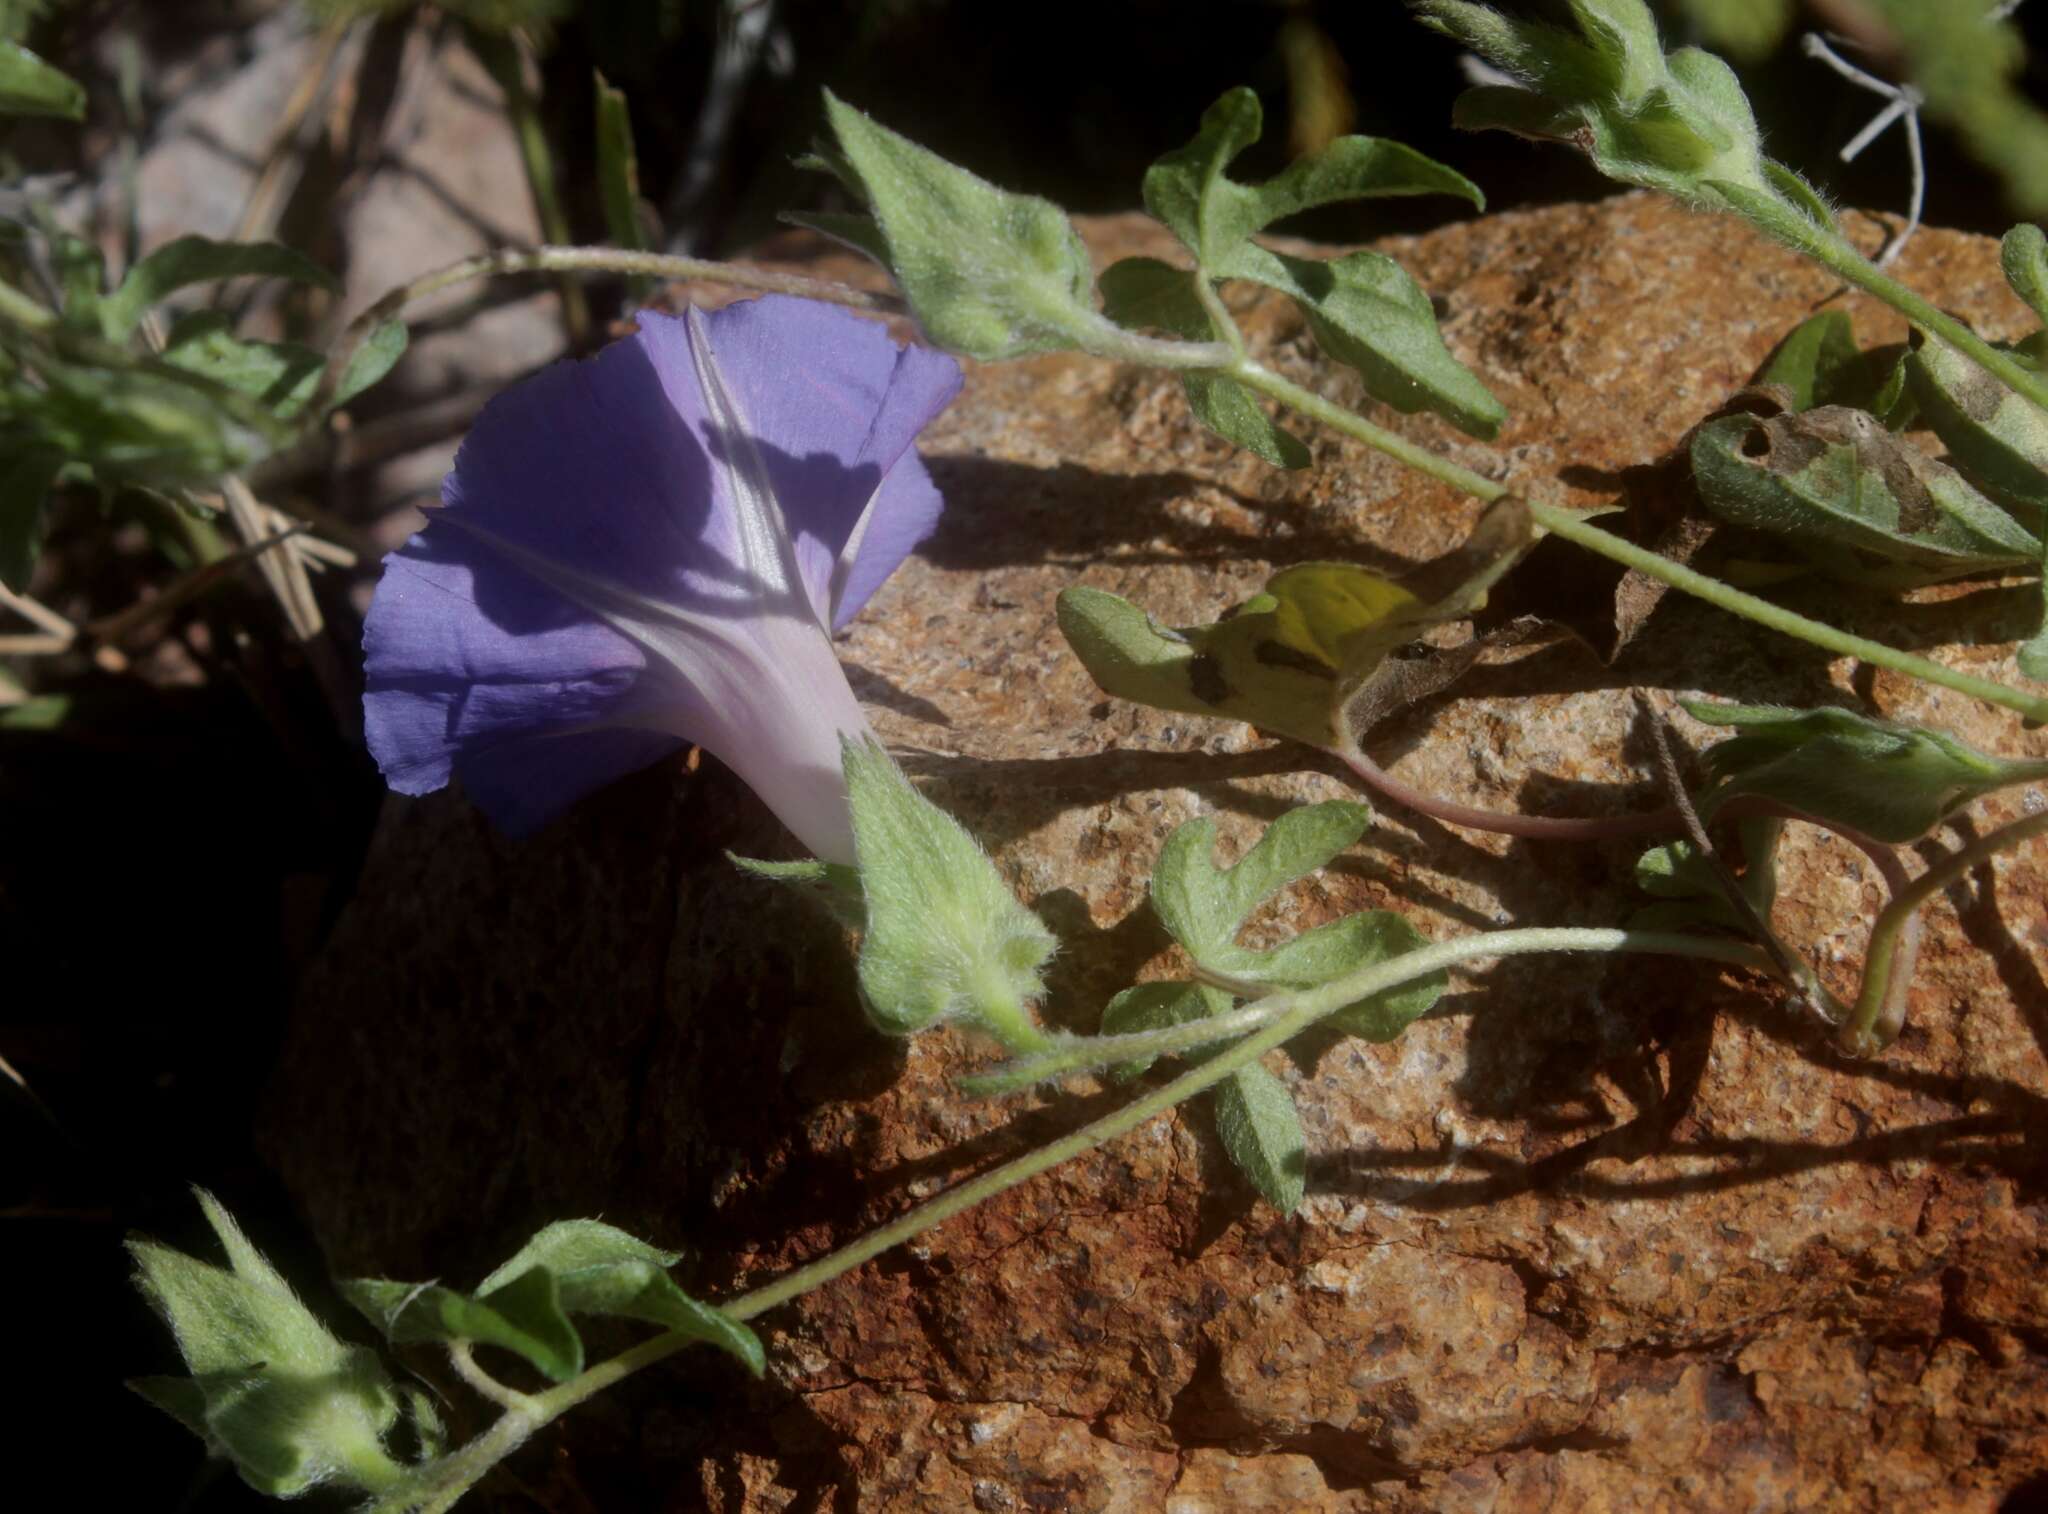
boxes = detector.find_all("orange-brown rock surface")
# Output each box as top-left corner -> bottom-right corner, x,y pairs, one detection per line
267,195 -> 2048,1511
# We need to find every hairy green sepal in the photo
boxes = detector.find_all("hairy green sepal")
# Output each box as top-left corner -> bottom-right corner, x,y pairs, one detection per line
1419,0 -> 1808,223
843,738 -> 1058,1050
801,92 -> 1102,359
128,1190 -> 412,1497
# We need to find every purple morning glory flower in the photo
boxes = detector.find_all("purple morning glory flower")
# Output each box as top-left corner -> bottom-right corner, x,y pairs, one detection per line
362,296 -> 963,863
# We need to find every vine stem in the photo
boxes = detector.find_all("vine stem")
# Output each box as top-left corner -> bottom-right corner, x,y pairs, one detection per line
311,247 -> 904,419
379,925 -> 1764,1513
1745,192 -> 2048,419
1843,808 -> 2048,1054
1230,360 -> 2048,724
1331,745 -> 1912,894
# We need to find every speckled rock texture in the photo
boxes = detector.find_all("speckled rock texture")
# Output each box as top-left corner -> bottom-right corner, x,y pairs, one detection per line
266,195 -> 2048,1511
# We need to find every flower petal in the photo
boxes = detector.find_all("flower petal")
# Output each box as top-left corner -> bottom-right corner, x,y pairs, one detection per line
361,296 -> 955,856
362,536 -> 693,834
689,296 -> 962,626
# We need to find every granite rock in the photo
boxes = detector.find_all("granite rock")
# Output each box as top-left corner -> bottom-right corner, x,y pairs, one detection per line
266,194 -> 2048,1511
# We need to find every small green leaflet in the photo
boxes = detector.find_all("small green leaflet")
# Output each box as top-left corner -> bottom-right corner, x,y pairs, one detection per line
1753,310 -> 1910,421
1629,816 -> 1782,935
1214,1060 -> 1307,1214
343,1218 -> 765,1382
343,1270 -> 585,1382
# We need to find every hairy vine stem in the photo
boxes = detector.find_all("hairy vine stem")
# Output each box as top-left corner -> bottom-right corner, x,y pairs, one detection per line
376,925 -> 1765,1513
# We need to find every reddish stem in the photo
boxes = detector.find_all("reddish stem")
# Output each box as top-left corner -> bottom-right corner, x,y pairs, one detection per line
1332,746 -> 1909,894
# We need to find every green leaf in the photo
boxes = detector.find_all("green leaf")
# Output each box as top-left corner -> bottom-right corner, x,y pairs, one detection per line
813,91 -> 1100,360
479,1219 -> 764,1378
595,70 -> 652,269
0,693 -> 70,729
0,445 -> 62,592
476,1218 -> 681,1293
1684,699 -> 2048,843
1059,500 -> 1532,749
341,1269 -> 585,1383
0,39 -> 83,120
1630,817 -> 1782,934
1147,805 -> 1448,1038
1212,1061 -> 1307,1214
1905,337 -> 2048,535
1152,802 -> 1374,963
1216,243 -> 1505,438
781,209 -> 894,266
1757,311 -> 1860,411
1144,87 -> 1481,273
1752,311 -> 1910,421
1097,980 -> 1235,1079
1136,87 -> 1498,438
843,738 -> 1058,1047
2003,224 -> 2048,328
1099,256 -> 1308,467
163,313 -> 406,418
102,236 -> 339,341
1690,407 -> 2041,587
